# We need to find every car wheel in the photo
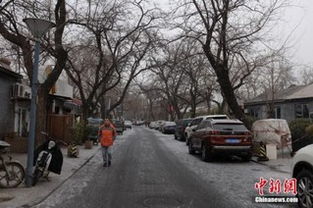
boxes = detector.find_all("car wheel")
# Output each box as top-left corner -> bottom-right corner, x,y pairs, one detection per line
188,142 -> 195,155
201,144 -> 213,162
296,169 -> 313,208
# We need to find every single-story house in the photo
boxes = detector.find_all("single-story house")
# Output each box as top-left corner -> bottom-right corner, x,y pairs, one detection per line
244,84 -> 313,122
0,59 -> 81,152
0,58 -> 26,138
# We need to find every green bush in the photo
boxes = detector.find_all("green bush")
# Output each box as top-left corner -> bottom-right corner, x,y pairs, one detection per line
244,115 -> 257,130
72,122 -> 91,144
289,119 -> 313,140
305,124 -> 313,136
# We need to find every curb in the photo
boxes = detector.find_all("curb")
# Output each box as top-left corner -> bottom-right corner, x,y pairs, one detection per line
20,148 -> 99,208
0,193 -> 14,202
250,157 -> 291,174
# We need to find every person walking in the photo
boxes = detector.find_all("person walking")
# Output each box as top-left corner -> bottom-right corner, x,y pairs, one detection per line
98,119 -> 116,167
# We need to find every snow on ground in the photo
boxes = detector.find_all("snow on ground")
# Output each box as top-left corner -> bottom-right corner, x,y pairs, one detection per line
147,127 -> 296,208
34,128 -> 136,208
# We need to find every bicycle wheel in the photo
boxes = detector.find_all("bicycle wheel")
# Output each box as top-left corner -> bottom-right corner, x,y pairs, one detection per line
0,161 -> 25,188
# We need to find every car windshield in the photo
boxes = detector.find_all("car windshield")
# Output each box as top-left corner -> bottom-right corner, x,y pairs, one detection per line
165,122 -> 176,126
183,119 -> 193,125
191,118 -> 203,125
115,121 -> 122,125
87,118 -> 103,125
206,116 -> 228,120
213,123 -> 248,131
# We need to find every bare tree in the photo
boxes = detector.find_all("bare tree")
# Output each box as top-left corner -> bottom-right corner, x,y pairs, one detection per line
173,0 -> 287,124
299,65 -> 313,85
66,0 -> 160,120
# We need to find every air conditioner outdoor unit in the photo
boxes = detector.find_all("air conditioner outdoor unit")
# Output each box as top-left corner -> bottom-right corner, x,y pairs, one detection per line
11,83 -> 31,99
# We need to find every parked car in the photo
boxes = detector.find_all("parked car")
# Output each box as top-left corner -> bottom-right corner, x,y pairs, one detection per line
113,120 -> 124,134
175,118 -> 193,141
185,115 -> 229,145
87,117 -> 103,144
124,120 -> 132,129
156,120 -> 166,131
188,119 -> 252,162
149,121 -> 157,129
161,121 -> 176,134
291,144 -> 313,208
134,120 -> 145,126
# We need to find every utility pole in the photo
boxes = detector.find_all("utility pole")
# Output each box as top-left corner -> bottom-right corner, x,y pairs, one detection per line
23,18 -> 55,187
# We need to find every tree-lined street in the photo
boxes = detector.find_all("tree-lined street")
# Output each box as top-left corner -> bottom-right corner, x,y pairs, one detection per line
1,1 -> 313,207
35,127 -> 293,208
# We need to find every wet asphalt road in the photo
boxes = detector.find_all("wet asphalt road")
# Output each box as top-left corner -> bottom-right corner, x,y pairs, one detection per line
37,127 -> 239,208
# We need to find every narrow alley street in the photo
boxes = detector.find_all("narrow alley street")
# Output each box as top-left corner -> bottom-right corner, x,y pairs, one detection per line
34,127 -> 295,208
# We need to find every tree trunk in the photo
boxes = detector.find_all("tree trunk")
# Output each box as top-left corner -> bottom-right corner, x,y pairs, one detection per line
206,96 -> 211,114
36,88 -> 49,146
148,99 -> 155,121
215,67 -> 247,124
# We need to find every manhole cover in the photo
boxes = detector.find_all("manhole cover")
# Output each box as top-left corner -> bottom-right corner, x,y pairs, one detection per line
142,196 -> 182,208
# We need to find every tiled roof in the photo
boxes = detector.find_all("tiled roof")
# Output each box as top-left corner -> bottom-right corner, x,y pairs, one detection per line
0,65 -> 22,80
245,84 -> 313,105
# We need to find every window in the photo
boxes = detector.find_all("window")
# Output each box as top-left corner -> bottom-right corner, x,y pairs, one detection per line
295,104 -> 309,118
183,119 -> 193,126
16,108 -> 29,137
274,106 -> 281,119
197,121 -> 210,130
213,123 -> 248,131
191,118 -> 203,126
205,116 -> 228,120
249,108 -> 259,118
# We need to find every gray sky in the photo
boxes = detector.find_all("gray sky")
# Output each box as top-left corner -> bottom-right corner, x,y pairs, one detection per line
282,0 -> 313,66
153,0 -> 313,67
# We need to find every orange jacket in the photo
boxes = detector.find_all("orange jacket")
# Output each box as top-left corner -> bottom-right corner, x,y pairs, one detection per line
99,122 -> 116,134
99,127 -> 115,147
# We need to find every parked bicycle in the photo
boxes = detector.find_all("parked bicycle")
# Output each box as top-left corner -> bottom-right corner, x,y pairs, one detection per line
0,140 -> 25,188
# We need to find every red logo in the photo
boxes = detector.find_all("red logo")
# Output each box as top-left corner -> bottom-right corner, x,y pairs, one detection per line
255,178 -> 297,195
255,177 -> 268,196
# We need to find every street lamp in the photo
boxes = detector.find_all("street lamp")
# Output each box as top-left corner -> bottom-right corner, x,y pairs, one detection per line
23,18 -> 55,187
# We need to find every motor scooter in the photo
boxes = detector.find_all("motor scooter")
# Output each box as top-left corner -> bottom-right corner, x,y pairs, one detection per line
33,132 -> 63,186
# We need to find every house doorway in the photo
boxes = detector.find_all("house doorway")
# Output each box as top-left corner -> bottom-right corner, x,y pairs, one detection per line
17,108 -> 29,137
